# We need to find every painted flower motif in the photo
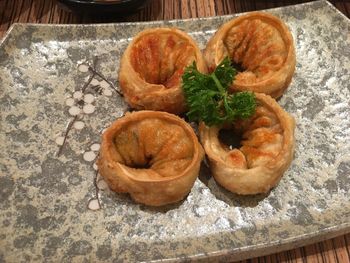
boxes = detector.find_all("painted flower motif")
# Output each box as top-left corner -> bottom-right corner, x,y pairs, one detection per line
83,143 -> 100,162
55,59 -> 122,211
65,91 -> 96,118
55,60 -> 118,152
86,141 -> 110,211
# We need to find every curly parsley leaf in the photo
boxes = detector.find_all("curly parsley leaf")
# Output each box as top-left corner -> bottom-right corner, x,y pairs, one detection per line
182,57 -> 256,126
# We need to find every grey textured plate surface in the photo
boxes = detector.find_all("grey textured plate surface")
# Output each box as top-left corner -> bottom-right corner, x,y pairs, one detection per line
0,1 -> 349,262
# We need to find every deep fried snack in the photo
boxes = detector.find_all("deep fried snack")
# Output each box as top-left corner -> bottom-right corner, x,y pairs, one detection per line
119,28 -> 207,114
204,12 -> 296,98
98,111 -> 204,206
199,93 -> 295,195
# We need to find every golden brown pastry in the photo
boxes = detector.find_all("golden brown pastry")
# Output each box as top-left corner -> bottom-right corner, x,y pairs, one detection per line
119,28 -> 207,115
199,93 -> 295,195
204,12 -> 296,98
98,111 -> 204,206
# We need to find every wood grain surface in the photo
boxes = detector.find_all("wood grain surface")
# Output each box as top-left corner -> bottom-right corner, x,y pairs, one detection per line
0,1 -> 349,262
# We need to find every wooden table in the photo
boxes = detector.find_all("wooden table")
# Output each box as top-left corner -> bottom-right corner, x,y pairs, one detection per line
1,1 -> 349,262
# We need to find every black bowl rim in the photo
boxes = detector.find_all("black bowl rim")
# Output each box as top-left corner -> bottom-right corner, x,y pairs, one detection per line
59,0 -> 144,6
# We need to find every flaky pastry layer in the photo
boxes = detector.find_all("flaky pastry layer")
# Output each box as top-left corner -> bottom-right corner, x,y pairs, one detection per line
98,111 -> 204,206
119,27 -> 207,114
199,93 -> 295,195
204,12 -> 296,98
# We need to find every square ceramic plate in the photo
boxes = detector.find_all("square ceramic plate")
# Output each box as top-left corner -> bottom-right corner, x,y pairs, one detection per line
0,1 -> 349,262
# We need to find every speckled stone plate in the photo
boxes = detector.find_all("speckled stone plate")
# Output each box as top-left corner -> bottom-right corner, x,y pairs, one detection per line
1,1 -> 349,262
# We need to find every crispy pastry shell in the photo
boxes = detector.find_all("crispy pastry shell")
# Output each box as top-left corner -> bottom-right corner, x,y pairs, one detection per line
204,12 -> 296,98
98,111 -> 204,206
119,28 -> 207,115
199,93 -> 295,195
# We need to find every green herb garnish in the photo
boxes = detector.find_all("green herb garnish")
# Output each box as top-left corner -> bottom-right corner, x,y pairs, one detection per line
182,57 -> 256,126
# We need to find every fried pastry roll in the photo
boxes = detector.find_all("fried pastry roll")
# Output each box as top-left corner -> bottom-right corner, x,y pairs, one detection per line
119,28 -> 207,115
98,111 -> 204,206
199,93 -> 295,195
204,12 -> 296,98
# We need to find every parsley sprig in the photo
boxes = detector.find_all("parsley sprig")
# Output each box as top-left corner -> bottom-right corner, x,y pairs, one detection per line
182,57 -> 256,126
